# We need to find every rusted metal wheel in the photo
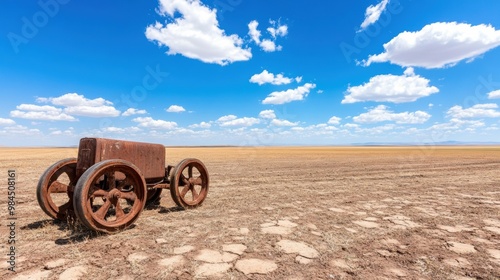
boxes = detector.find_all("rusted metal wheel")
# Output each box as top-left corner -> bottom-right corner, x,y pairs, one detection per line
36,158 -> 77,220
73,159 -> 147,233
170,158 -> 209,209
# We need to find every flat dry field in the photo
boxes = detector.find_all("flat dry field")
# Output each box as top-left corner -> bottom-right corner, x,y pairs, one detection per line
0,146 -> 499,279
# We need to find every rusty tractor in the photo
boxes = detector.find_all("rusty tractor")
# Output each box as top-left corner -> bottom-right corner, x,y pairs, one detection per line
36,137 -> 209,233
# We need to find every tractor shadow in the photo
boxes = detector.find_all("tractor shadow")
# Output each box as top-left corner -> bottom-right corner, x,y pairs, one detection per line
22,218 -> 105,244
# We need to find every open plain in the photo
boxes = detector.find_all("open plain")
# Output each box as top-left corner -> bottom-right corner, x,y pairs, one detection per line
0,146 -> 499,279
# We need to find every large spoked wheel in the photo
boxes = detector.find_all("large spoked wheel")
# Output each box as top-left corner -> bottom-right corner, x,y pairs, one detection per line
73,159 -> 147,233
37,158 -> 77,220
170,158 -> 209,209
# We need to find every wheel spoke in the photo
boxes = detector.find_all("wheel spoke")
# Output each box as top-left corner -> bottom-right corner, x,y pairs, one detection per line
48,181 -> 68,193
180,185 -> 191,199
188,166 -> 193,178
114,199 -> 125,219
191,176 -> 203,186
180,174 -> 189,186
91,189 -> 109,198
120,191 -> 137,201
191,187 -> 199,201
106,171 -> 116,189
94,199 -> 112,220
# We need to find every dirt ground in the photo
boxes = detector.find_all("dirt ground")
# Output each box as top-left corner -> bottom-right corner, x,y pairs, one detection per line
0,146 -> 499,280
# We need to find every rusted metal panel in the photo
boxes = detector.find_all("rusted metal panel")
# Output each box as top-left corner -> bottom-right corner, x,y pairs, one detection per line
76,138 -> 165,180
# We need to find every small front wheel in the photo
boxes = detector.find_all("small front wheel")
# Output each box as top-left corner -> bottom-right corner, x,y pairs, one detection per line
170,158 -> 209,209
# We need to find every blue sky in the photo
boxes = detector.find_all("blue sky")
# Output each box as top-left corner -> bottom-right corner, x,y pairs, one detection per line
2,0 -> 500,146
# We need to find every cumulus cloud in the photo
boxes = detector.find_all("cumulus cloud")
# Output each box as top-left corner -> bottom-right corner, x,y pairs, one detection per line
218,115 -> 260,127
259,110 -> 276,119
0,118 -> 15,126
270,119 -> 298,126
447,103 -> 500,119
36,93 -> 120,117
10,104 -> 76,121
189,121 -> 211,129
363,22 -> 500,68
122,108 -> 147,116
327,116 -> 341,125
353,105 -> 431,124
487,89 -> 500,99
132,117 -> 177,129
166,105 -> 186,113
262,83 -> 316,105
359,0 -> 389,31
145,0 -> 251,65
0,125 -> 41,136
248,19 -> 288,52
250,70 -> 299,85
342,68 -> 439,103
217,115 -> 237,122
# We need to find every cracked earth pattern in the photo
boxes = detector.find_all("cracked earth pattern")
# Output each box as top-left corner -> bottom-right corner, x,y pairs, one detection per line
0,146 -> 499,279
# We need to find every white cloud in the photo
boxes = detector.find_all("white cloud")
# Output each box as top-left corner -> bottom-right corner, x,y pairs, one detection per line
122,108 -> 147,116
487,89 -> 500,99
363,22 -> 500,68
217,115 -> 237,122
270,119 -> 298,126
145,0 -> 251,65
353,105 -> 431,124
250,70 -> 297,85
259,40 -> 280,52
48,93 -> 112,107
219,116 -> 260,127
342,68 -> 439,103
447,103 -> 500,119
0,118 -> 15,126
248,20 -> 261,44
166,105 -> 186,113
267,22 -> 288,38
262,83 -> 316,105
37,93 -> 120,117
248,19 -> 288,52
190,121 -> 212,129
259,110 -> 276,119
132,117 -> 177,130
64,106 -> 120,117
10,104 -> 76,121
360,0 -> 389,31
327,116 -> 341,125
1,125 -> 41,136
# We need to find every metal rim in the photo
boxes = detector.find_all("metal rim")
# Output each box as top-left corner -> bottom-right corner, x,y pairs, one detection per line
36,158 -> 77,220
170,158 -> 209,209
73,159 -> 147,233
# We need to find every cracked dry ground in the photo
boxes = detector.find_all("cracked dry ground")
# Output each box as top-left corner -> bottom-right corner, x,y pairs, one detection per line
0,146 -> 499,280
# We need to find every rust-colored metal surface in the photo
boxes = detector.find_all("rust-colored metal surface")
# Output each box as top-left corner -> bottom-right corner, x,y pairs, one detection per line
76,138 -> 166,181
73,159 -> 147,233
36,158 -> 78,220
170,158 -> 209,209
37,137 -> 210,234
